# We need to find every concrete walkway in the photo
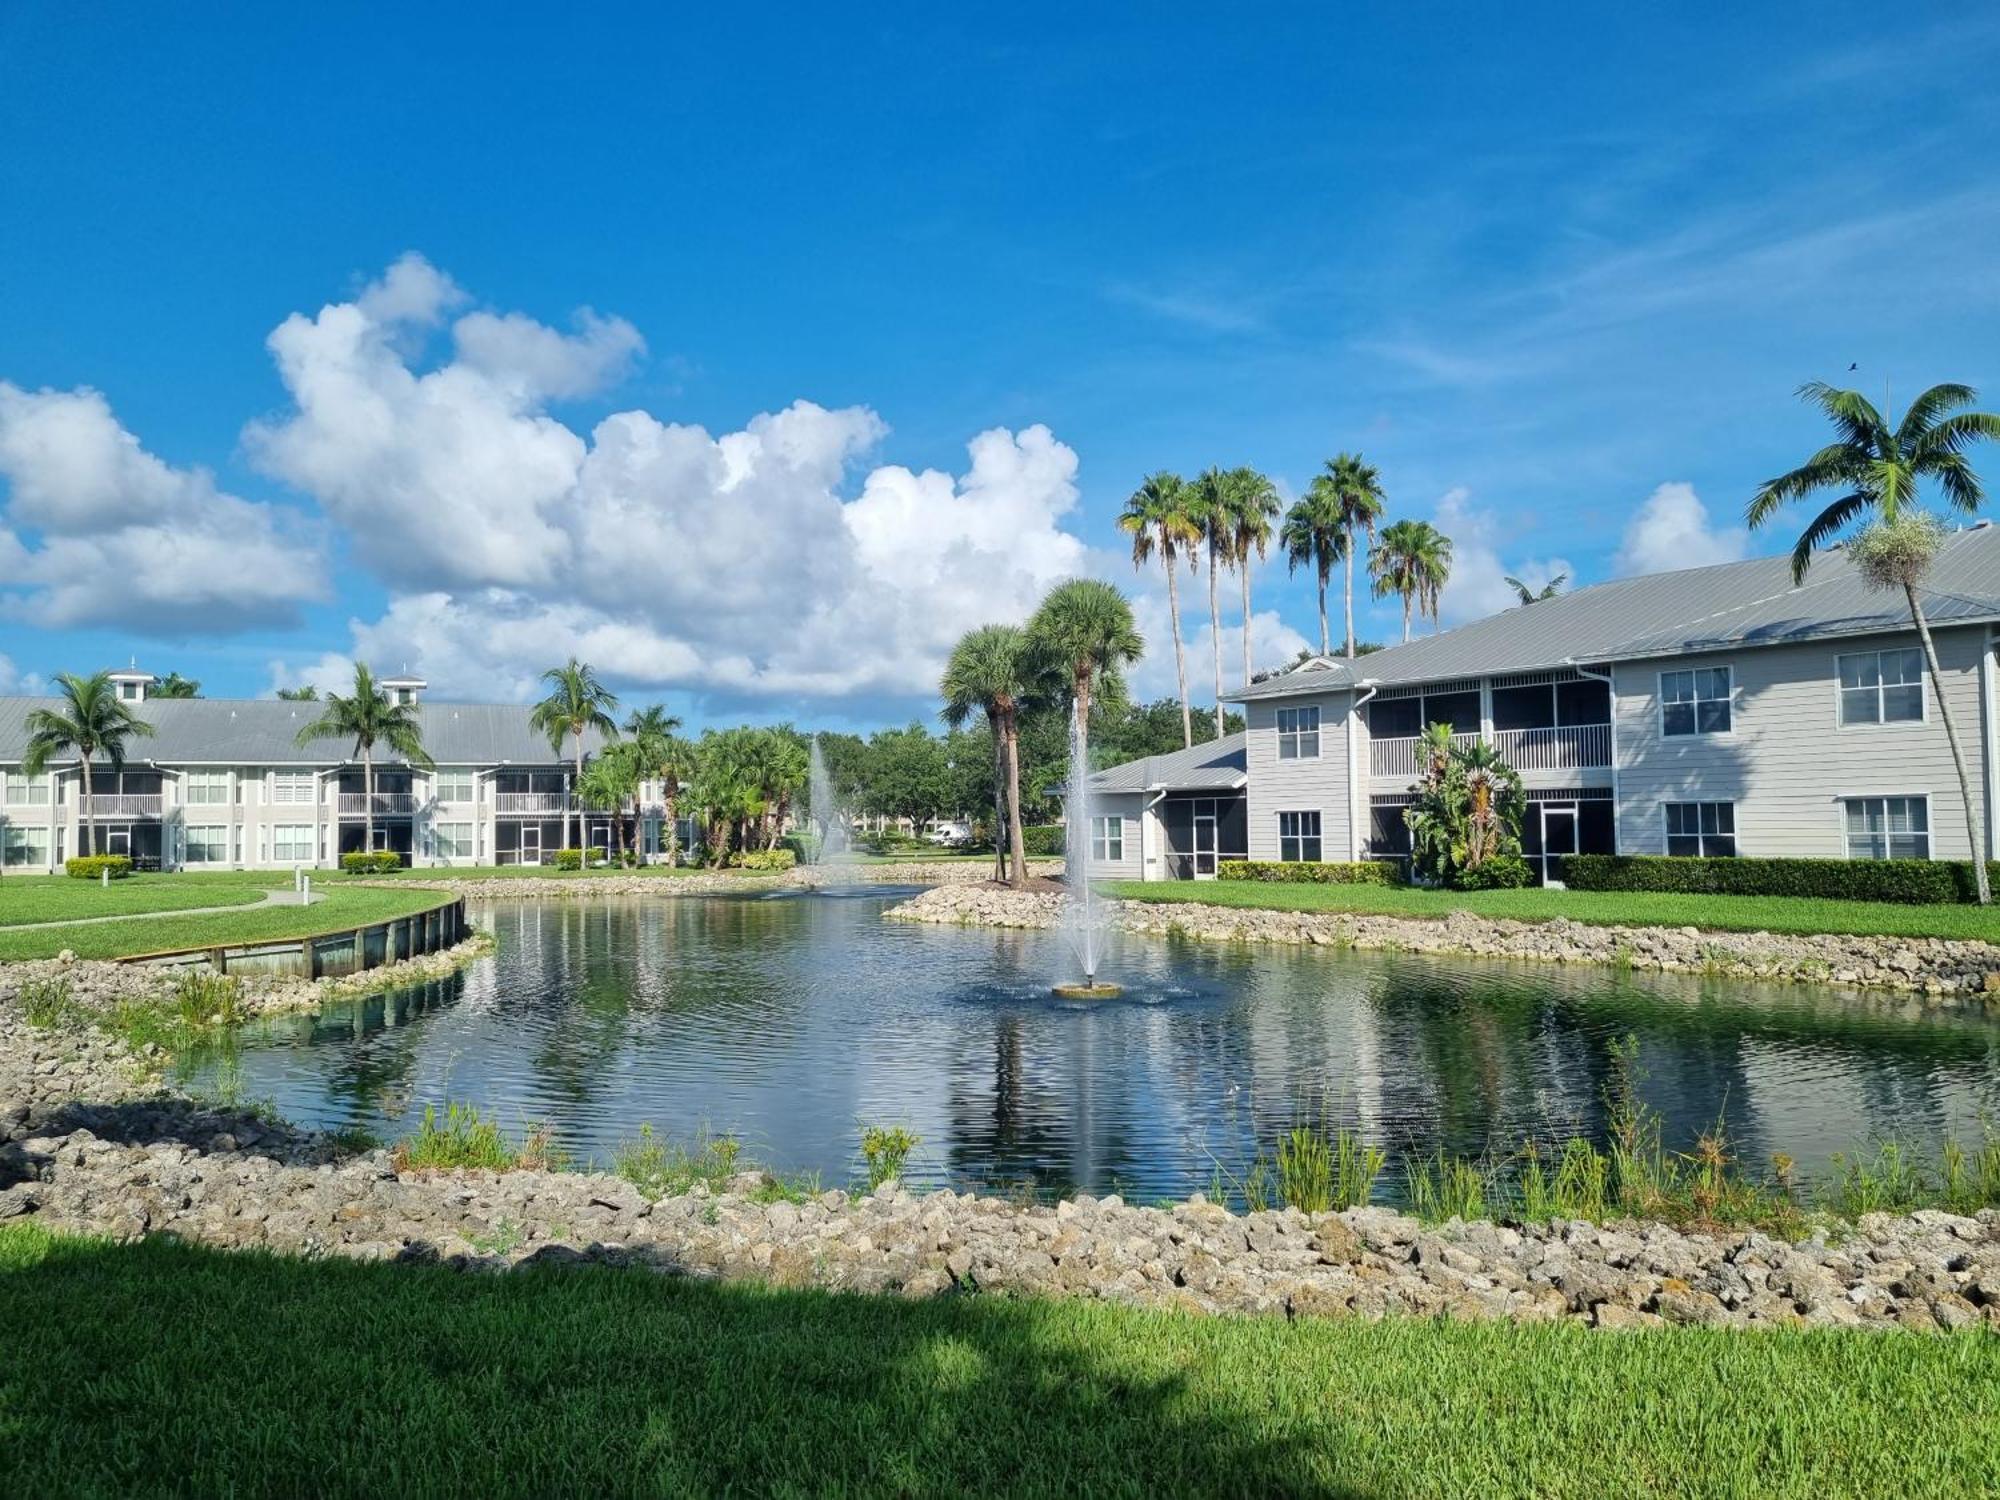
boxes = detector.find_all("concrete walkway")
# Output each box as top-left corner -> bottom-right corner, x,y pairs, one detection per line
3,886 -> 324,933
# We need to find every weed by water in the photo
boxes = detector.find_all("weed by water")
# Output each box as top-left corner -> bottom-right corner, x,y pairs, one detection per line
612,1122 -> 807,1200
860,1123 -> 919,1190
1274,1126 -> 1334,1213
103,970 -> 250,1058
1406,1152 -> 1488,1221
19,977 -> 83,1029
394,1103 -> 559,1172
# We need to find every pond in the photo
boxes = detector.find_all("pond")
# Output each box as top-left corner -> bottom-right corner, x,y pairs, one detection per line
190,890 -> 2000,1202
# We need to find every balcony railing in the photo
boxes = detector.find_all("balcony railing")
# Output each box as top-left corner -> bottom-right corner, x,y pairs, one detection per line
82,794 -> 163,817
495,792 -> 573,815
1370,724 -> 1611,781
338,792 -> 416,816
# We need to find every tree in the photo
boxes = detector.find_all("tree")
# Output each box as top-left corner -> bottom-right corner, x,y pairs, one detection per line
22,671 -> 155,859
1187,467 -> 1234,736
276,685 -> 318,701
1748,379 -> 2000,904
1226,466 -> 1281,687
941,623 -> 1039,886
1116,472 -> 1200,747
1307,453 -> 1386,657
1506,573 -> 1567,604
529,659 -> 619,853
1026,578 -> 1144,855
622,706 -> 683,861
153,672 -> 200,699
578,742 -> 643,861
1280,485 -> 1347,656
1370,519 -> 1453,642
294,663 -> 432,858
1404,728 -> 1527,889
654,734 -> 699,865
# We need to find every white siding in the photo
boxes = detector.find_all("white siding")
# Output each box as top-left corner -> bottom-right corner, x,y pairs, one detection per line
1243,690 -> 1355,860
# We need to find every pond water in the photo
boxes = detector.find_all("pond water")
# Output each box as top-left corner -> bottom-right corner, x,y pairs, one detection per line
191,890 -> 2000,1201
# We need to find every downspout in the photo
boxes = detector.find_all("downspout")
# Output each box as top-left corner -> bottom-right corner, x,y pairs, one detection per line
1568,661 -> 1619,855
1982,625 -> 1998,862
1142,783 -> 1168,880
1347,683 -> 1379,862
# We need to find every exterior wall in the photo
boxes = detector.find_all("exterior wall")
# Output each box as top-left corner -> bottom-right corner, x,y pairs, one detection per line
1243,689 -> 1356,861
1611,626 -> 1992,860
1080,792 -> 1148,880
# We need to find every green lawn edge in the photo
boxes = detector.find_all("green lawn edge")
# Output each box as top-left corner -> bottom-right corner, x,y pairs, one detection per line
0,884 -> 456,962
0,873 -> 276,927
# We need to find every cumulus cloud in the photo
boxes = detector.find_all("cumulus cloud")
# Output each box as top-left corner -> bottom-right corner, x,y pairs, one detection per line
0,383 -> 326,631
1430,487 -> 1574,627
1118,548 -> 1312,708
1614,481 -> 1749,576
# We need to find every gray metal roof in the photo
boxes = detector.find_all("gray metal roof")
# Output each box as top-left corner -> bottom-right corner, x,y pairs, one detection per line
1230,523 -> 2000,700
1085,732 -> 1246,794
0,697 -> 609,768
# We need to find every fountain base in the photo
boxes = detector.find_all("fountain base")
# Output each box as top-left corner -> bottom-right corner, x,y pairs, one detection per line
1051,982 -> 1123,1001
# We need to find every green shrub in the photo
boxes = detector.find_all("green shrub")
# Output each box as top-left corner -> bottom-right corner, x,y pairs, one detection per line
550,849 -> 583,871
1021,824 -> 1065,858
65,854 -> 134,880
735,847 -> 798,871
394,1103 -> 560,1172
1448,853 -> 1532,890
1559,853 -> 1998,905
339,851 -> 403,874
859,1124 -> 919,1189
19,977 -> 83,1029
1216,859 -> 1400,886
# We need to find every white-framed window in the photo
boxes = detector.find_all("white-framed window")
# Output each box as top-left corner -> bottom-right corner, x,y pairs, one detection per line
271,772 -> 316,805
3,824 -> 50,867
4,771 -> 51,806
434,770 -> 476,804
1090,815 -> 1124,863
1276,705 -> 1322,760
1844,796 -> 1930,860
435,822 -> 475,858
184,825 -> 229,863
1837,648 -> 1924,726
1665,802 -> 1736,858
272,825 -> 314,862
1660,667 -> 1732,737
184,770 -> 230,805
1278,810 -> 1323,863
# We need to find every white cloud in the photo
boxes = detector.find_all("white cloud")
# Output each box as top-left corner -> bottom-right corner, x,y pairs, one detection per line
0,383 -> 326,631
1614,481 -> 1749,576
452,308 -> 644,402
1431,487 -> 1575,627
1119,547 -> 1312,707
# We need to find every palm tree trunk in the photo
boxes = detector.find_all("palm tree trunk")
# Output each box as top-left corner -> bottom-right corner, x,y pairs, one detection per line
1206,552 -> 1224,737
663,786 -> 679,866
570,729 -> 583,853
1239,555 -> 1254,686
363,746 -> 376,857
1316,564 -> 1330,656
1003,706 -> 1028,888
1166,550 -> 1191,748
1343,534 -> 1357,657
988,710 -> 1006,882
1906,583 -> 1991,904
1402,592 -> 1413,644
80,752 -> 94,859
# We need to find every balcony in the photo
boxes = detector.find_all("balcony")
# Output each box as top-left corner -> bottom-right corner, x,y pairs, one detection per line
338,792 -> 417,817
1370,724 -> 1611,781
82,794 -> 162,818
495,792 -> 573,816
1370,731 -> 1480,781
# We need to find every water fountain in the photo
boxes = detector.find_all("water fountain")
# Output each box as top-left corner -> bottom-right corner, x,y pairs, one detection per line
1053,702 -> 1121,1000
805,735 -> 860,881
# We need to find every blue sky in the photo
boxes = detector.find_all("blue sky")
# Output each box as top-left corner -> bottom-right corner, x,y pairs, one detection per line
2,4 -> 1996,726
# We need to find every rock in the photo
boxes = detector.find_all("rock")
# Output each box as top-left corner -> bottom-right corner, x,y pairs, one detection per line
1313,1217 -> 1363,1265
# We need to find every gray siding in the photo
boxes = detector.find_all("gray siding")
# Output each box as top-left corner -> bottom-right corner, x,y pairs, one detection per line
1243,690 -> 1355,861
1612,627 -> 1991,860
1078,791 -> 1147,879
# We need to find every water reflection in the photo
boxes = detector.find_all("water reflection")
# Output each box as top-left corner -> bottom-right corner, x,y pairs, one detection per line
193,893 -> 2000,1200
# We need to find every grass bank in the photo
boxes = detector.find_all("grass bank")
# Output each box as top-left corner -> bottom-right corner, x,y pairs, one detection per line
1108,879 -> 2000,943
0,884 -> 455,961
1,1223 -> 1993,1500
320,862 -> 736,881
0,871 -> 280,927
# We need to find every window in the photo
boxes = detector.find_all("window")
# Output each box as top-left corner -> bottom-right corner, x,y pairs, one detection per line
435,822 -> 475,859
184,825 -> 228,863
184,771 -> 229,805
1278,810 -> 1323,863
434,771 -> 476,804
4,772 -> 51,806
1844,797 -> 1930,860
271,772 -> 316,805
1660,667 -> 1731,736
1276,705 -> 1321,760
3,825 -> 50,867
1665,802 -> 1736,857
272,825 -> 314,862
1837,649 -> 1924,726
1090,815 -> 1124,863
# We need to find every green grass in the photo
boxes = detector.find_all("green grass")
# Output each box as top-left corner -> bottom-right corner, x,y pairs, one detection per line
1108,879 -> 2000,942
0,870 -> 280,927
322,862 -> 740,881
0,1222 -> 1994,1498
395,1102 -> 562,1172
0,884 -> 456,961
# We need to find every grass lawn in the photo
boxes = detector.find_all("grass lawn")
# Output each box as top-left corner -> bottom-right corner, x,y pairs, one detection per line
321,862 -> 739,881
0,1225 -> 1991,1499
0,871 -> 282,927
1108,879 -> 2000,943
0,883 -> 455,961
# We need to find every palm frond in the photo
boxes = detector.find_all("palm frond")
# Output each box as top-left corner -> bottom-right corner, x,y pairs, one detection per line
1789,492 -> 1869,582
1894,382 -> 1976,446
1795,382 -> 1887,450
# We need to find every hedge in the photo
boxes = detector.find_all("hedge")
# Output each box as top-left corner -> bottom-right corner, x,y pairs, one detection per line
65,854 -> 134,880
339,851 -> 403,874
735,847 -> 798,871
1022,825 -> 1065,858
1558,854 -> 2000,906
1216,859 -> 1401,886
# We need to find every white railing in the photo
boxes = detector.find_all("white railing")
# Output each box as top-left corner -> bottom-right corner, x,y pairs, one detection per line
495,792 -> 572,815
1370,724 -> 1611,781
338,792 -> 416,816
1370,731 -> 1481,781
82,794 -> 163,817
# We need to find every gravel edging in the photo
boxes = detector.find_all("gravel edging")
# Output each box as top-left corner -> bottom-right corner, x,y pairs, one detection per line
887,885 -> 2000,1004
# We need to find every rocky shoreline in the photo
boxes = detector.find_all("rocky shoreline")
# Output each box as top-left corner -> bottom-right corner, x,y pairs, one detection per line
353,858 -> 1062,901
888,885 -> 2000,1003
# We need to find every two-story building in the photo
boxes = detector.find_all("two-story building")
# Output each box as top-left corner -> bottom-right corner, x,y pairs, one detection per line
1081,523 -> 2000,881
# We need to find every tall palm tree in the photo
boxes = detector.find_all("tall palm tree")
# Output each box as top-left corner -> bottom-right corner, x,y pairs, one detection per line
1370,519 -> 1454,642
940,623 -> 1038,887
1027,578 -> 1143,766
153,672 -> 200,699
1226,466 -> 1281,687
654,734 -> 699,865
622,705 -> 683,860
1280,486 -> 1346,656
1307,453 -> 1387,657
1116,471 -> 1200,748
1505,573 -> 1567,605
1187,467 -> 1234,736
529,659 -> 620,853
578,743 -> 643,861
1748,379 -> 2000,904
294,663 -> 432,858
22,671 -> 155,860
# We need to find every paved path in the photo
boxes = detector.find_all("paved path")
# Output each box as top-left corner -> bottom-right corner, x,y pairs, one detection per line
2,887 -> 324,933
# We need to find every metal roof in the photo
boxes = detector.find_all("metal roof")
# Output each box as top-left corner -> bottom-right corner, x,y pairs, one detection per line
1229,523 -> 2000,701
0,697 -> 610,768
1085,732 -> 1247,795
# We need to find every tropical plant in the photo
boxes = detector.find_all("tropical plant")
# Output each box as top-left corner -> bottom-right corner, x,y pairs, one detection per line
941,624 -> 1039,886
1306,453 -> 1386,657
1747,380 -> 2000,905
152,672 -> 200,699
1279,484 -> 1347,657
623,705 -> 684,862
275,685 -> 318,701
1027,578 -> 1144,741
1403,724 -> 1526,888
294,663 -> 432,858
22,671 -> 155,858
1225,466 -> 1281,687
1117,471 -> 1200,747
529,659 -> 620,853
1186,467 -> 1234,736
1369,519 -> 1453,642
1505,573 -> 1566,604
577,742 -> 644,860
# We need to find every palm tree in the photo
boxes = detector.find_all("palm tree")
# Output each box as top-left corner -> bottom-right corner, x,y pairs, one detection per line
654,734 -> 699,865
22,672 -> 155,860
153,672 -> 200,699
1307,453 -> 1387,657
1505,573 -> 1567,605
276,685 -> 318,701
1187,467 -> 1234,736
1027,578 -> 1143,766
941,624 -> 1038,887
578,744 -> 642,862
529,659 -> 620,853
1370,519 -> 1454,642
622,705 -> 683,860
1226,467 -> 1281,687
1280,485 -> 1347,656
294,663 -> 432,858
1116,472 -> 1200,748
1748,379 -> 2000,904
